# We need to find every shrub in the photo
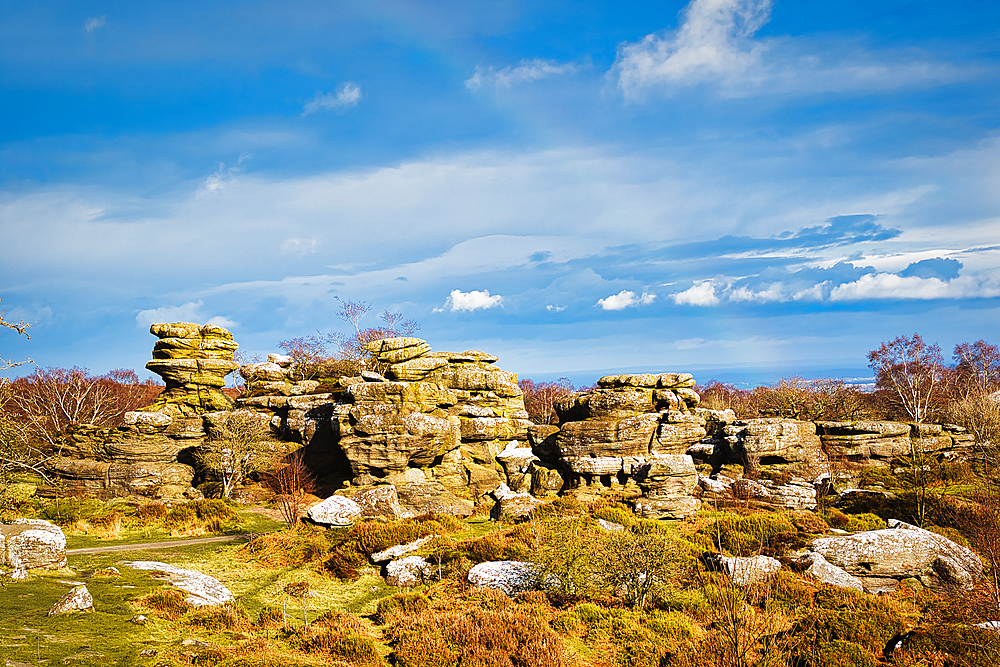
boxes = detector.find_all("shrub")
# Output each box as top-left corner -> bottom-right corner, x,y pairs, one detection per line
700,513 -> 797,556
787,511 -> 829,534
139,588 -> 191,619
240,523 -> 334,568
188,604 -> 248,632
822,508 -> 849,528
807,640 -> 879,667
551,612 -> 582,634
352,519 -> 432,555
388,608 -> 564,667
592,505 -> 635,528
130,502 -> 168,526
842,513 -> 886,532
308,632 -> 384,665
795,587 -> 909,651
164,499 -> 240,534
650,587 -> 711,621
256,605 -> 284,627
460,532 -> 512,563
375,593 -> 430,624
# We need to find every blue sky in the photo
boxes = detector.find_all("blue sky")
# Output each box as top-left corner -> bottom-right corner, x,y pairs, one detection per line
2,0 -> 999,386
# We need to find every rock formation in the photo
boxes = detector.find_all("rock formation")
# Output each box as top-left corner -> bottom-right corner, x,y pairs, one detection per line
239,336 -> 535,516
145,322 -> 239,417
44,322 -> 242,499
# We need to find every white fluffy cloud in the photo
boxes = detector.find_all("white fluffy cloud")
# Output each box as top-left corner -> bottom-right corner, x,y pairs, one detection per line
302,82 -> 362,115
441,289 -> 503,312
597,290 -> 656,311
466,59 -> 580,91
84,16 -> 106,33
614,0 -> 771,98
672,282 -> 720,306
611,0 -> 971,100
135,301 -> 237,329
830,272 -> 1000,301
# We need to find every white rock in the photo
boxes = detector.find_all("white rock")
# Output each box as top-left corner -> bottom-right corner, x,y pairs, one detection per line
308,495 -> 363,526
386,556 -> 432,587
793,552 -> 864,591
1,519 -> 67,570
467,560 -> 542,596
126,561 -> 234,606
372,535 -> 437,563
124,411 -> 172,427
490,483 -> 545,518
48,585 -> 94,615
714,554 -> 781,587
810,519 -> 982,587
596,518 -> 624,532
267,353 -> 293,367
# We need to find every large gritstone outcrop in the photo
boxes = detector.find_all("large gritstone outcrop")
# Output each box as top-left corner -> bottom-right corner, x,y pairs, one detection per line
145,322 -> 239,417
537,373 -> 727,518
237,337 -> 537,515
44,322 -> 241,500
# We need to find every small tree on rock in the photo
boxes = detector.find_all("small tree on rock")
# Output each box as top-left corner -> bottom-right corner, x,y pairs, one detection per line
198,410 -> 272,498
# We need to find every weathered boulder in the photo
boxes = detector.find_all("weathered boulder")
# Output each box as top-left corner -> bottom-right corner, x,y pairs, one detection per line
792,552 -> 864,591
496,442 -> 540,494
44,457 -> 195,500
816,421 -> 911,460
491,483 -> 545,519
808,519 -> 982,589
706,553 -> 781,587
468,560 -> 543,596
48,585 -> 94,615
127,561 -> 234,605
730,477 -> 817,510
146,322 -> 238,417
1,519 -> 67,570
308,495 -> 363,526
726,419 -> 826,470
353,485 -> 411,520
386,556 -> 432,587
372,535 -> 437,564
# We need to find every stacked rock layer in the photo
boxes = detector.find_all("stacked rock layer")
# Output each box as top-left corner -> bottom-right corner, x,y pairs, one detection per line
238,337 -> 538,515
146,322 -> 238,417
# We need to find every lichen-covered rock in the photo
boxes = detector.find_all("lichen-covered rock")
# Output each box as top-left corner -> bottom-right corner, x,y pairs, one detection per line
386,556 -> 433,587
793,552 -> 864,591
491,483 -> 545,519
127,561 -> 234,606
308,495 -> 363,526
726,419 -> 826,468
353,485 -> 411,520
468,561 -> 542,596
816,421 -> 912,460
371,535 -> 437,564
48,585 -> 93,615
44,457 -> 195,499
808,519 -> 982,588
707,553 -> 781,587
146,322 -> 238,416
634,454 -> 701,518
1,519 -> 67,570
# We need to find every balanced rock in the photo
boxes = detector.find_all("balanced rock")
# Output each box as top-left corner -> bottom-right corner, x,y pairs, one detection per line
146,322 -> 238,417
127,561 -> 234,606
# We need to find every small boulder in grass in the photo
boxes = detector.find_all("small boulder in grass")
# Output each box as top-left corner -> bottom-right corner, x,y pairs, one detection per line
48,585 -> 94,615
386,556 -> 433,587
307,495 -> 363,526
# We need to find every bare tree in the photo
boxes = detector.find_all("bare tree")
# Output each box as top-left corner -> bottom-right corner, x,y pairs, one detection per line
954,340 -> 1000,394
1,298 -> 32,372
519,378 -> 575,425
262,450 -> 318,525
7,367 -> 153,445
0,300 -> 47,481
198,411 -> 273,498
868,333 -> 945,423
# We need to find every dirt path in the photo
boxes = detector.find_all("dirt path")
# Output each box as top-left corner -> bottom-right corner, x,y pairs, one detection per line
66,533 -> 254,555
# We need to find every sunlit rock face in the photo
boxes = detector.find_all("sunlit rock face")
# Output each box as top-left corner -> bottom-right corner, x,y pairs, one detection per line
146,322 -> 239,417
